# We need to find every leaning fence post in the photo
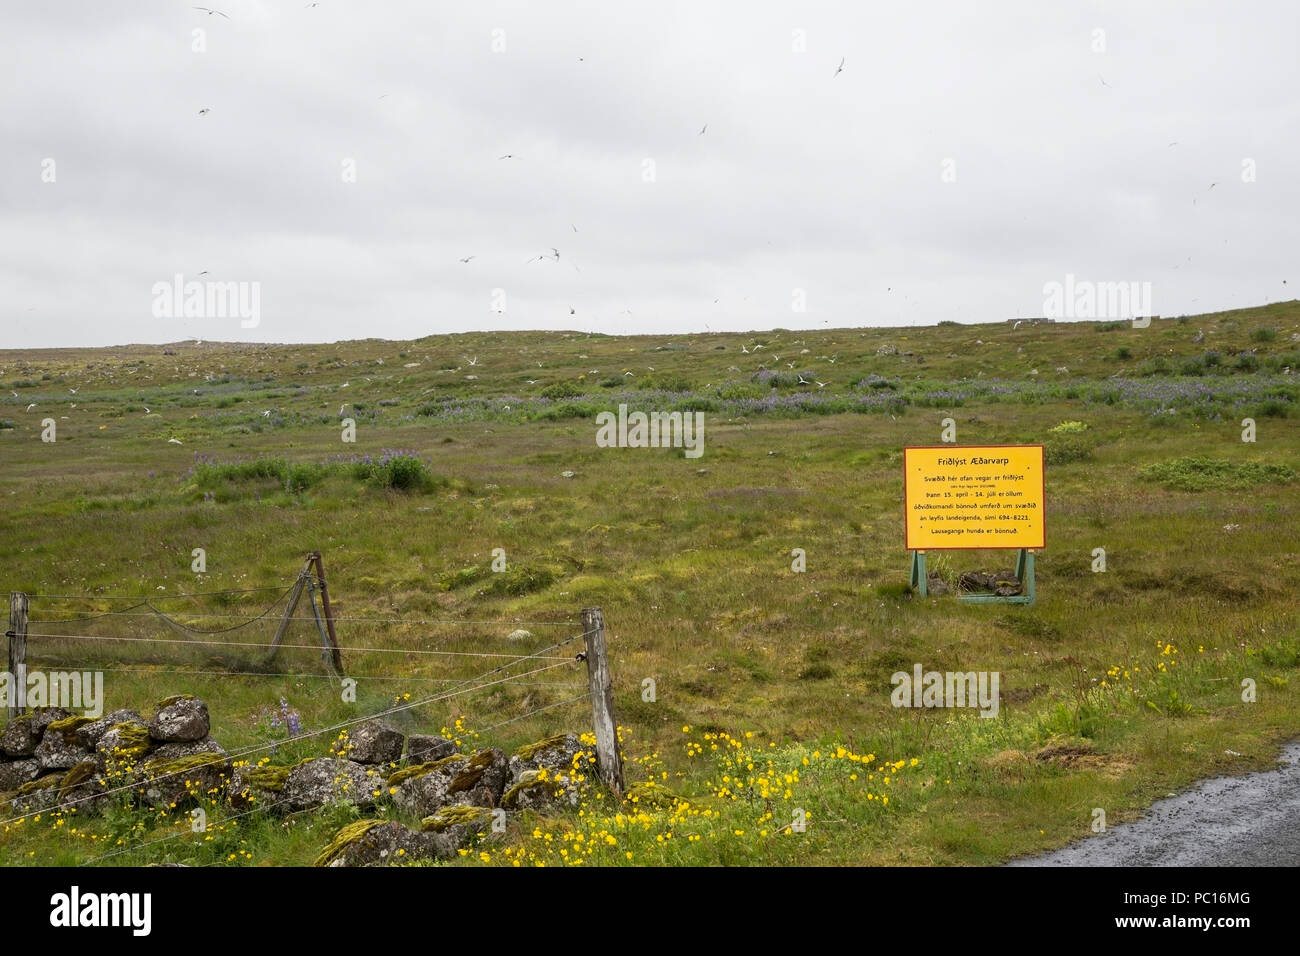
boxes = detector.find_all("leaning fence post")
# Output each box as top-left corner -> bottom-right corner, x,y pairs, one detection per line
8,592 -> 29,719
580,606 -> 624,799
309,551 -> 345,676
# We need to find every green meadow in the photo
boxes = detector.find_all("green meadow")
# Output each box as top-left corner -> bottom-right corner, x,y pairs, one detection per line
1,303 -> 1299,866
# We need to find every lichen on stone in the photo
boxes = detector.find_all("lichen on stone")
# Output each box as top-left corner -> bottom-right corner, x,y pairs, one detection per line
386,753 -> 464,788
102,722 -> 151,759
17,773 -> 62,795
314,819 -> 385,867
58,762 -> 96,792
45,715 -> 96,742
421,804 -> 492,833
513,734 -> 568,761
154,694 -> 197,710
243,764 -> 290,791
143,752 -> 223,778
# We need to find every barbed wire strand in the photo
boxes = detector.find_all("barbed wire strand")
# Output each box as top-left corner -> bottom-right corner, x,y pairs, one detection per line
15,585 -> 292,600
33,665 -> 585,688
20,632 -> 576,660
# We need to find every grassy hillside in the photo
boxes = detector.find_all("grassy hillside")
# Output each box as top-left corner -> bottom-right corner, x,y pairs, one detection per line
2,302 -> 1299,866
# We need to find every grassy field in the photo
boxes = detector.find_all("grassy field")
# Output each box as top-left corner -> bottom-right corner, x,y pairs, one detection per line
2,302 -> 1299,866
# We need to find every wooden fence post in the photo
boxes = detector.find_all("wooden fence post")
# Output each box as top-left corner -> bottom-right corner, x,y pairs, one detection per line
8,592 -> 29,719
266,558 -> 311,666
309,552 -> 345,675
581,606 -> 624,799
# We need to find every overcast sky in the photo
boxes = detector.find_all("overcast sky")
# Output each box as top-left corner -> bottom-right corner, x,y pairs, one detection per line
2,1 -> 1296,348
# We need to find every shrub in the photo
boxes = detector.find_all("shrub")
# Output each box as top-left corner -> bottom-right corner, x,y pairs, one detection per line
1235,352 -> 1260,372
540,380 -> 585,399
354,453 -> 439,492
1139,456 -> 1296,491
1044,435 -> 1093,465
1114,346 -> 1132,360
1048,420 -> 1088,434
1250,327 -> 1277,343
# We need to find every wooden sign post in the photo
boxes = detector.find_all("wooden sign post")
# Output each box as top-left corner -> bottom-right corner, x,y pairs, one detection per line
903,445 -> 1045,605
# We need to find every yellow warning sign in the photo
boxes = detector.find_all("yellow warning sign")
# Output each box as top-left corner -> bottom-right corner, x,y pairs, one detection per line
903,445 -> 1045,550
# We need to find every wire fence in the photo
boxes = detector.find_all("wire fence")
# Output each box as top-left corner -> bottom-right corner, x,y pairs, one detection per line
2,574 -> 607,865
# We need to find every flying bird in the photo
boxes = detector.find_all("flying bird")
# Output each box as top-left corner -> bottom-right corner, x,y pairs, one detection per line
1208,182 -> 1217,190
459,256 -> 475,263
570,307 -> 576,315
699,124 -> 707,135
466,356 -> 479,366
193,6 -> 229,17
816,381 -> 827,389
168,438 -> 183,444
263,410 -> 272,417
571,224 -> 578,232
833,57 -> 845,77
498,154 -> 516,160
25,403 -> 35,412
198,108 -> 211,116
1098,74 -> 1111,88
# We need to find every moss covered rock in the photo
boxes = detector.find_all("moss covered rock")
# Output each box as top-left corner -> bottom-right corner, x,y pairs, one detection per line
148,696 -> 209,743
504,733 -> 590,811
139,750 -> 232,810
283,757 -> 388,811
406,734 -> 457,764
420,803 -> 493,834
34,722 -> 92,771
75,709 -> 143,750
44,715 -> 96,743
57,757 -> 109,811
0,757 -> 42,791
227,762 -> 292,810
0,716 -> 39,758
11,772 -> 64,813
447,747 -> 508,801
96,721 -> 153,767
343,720 -> 405,765
315,820 -> 457,867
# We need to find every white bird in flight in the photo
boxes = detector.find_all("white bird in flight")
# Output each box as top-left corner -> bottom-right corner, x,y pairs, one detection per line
26,403 -> 36,411
466,356 -> 479,366
193,6 -> 229,18
834,57 -> 845,78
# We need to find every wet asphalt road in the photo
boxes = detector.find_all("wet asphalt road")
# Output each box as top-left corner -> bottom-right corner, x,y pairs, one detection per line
1009,741 -> 1300,866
